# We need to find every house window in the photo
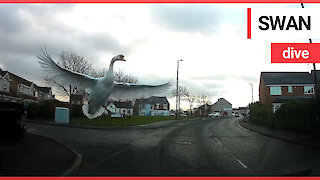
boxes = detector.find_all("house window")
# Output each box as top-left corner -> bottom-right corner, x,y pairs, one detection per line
270,86 -> 281,95
304,86 -> 314,94
288,86 -> 292,93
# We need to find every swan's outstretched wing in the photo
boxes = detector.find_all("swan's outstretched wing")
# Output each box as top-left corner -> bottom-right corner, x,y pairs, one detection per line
37,49 -> 98,90
110,82 -> 172,100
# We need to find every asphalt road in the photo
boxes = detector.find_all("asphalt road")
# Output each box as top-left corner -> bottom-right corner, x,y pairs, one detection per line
26,117 -> 320,176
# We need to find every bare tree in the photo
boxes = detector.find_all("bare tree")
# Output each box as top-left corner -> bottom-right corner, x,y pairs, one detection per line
114,69 -> 139,83
184,89 -> 197,114
171,85 -> 188,98
43,51 -> 100,99
171,85 -> 188,115
196,94 -> 212,106
91,68 -> 106,78
58,51 -> 95,75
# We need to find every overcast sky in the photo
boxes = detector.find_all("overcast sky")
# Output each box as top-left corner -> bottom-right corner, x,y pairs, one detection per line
0,3 -> 318,109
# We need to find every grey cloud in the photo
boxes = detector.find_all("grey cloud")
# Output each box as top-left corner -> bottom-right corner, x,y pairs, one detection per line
187,74 -> 257,83
0,5 -> 27,33
151,4 -> 222,34
0,4 -> 129,56
0,4 -> 74,34
201,82 -> 224,90
178,79 -> 223,97
0,4 -> 133,88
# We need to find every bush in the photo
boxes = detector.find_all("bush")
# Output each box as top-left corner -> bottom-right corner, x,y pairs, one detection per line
249,100 -> 320,134
275,100 -> 319,133
26,100 -> 69,120
249,102 -> 274,126
26,103 -> 39,119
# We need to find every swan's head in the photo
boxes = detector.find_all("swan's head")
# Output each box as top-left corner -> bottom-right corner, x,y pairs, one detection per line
112,54 -> 126,62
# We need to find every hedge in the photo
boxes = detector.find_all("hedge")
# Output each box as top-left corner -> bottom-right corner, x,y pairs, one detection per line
274,100 -> 319,133
248,102 -> 274,126
249,100 -> 320,133
26,100 -> 84,120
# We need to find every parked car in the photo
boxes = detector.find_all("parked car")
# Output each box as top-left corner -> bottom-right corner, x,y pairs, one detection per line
235,112 -> 239,117
209,112 -> 220,117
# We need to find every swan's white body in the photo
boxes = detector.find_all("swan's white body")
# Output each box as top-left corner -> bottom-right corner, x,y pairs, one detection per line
38,51 -> 171,119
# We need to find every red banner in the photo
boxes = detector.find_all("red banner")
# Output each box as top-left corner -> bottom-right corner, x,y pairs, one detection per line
271,43 -> 320,63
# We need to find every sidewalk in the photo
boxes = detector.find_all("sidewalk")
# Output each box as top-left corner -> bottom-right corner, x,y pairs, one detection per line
239,119 -> 320,150
0,133 -> 82,176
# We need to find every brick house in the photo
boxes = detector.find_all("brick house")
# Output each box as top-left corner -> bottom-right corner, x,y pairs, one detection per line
70,94 -> 83,105
194,103 -> 211,117
0,68 -> 54,102
259,72 -> 315,112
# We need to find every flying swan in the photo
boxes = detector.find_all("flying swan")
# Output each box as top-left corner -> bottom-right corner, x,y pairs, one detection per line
37,50 -> 171,119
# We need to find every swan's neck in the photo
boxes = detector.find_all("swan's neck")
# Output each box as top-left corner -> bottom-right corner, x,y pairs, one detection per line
102,60 -> 115,81
108,60 -> 115,71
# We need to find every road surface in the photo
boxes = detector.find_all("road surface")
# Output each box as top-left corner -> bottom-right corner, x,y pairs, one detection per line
25,117 -> 320,176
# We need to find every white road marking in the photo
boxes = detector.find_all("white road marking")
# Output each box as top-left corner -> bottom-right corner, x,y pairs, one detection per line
214,137 -> 222,145
236,159 -> 248,169
237,121 -> 250,132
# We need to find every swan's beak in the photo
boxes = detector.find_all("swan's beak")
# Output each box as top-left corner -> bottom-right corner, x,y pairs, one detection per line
121,57 -> 126,61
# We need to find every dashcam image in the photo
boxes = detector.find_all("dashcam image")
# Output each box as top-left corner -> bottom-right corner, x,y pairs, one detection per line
1,2 -> 320,176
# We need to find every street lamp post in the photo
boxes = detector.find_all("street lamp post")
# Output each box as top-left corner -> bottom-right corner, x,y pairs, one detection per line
249,83 -> 253,104
300,1 -> 318,124
176,59 -> 183,120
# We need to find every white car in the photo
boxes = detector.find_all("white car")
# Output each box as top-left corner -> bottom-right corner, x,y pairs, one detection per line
209,112 -> 220,117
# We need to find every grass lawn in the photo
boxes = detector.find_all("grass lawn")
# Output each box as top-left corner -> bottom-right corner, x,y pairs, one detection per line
70,116 -> 194,126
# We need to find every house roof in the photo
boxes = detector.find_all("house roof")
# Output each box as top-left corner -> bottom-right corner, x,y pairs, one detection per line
261,72 -> 315,85
273,96 -> 313,103
0,68 -> 7,77
197,103 -> 211,109
139,96 -> 169,105
112,101 -> 133,109
7,71 -> 33,87
212,98 -> 232,106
